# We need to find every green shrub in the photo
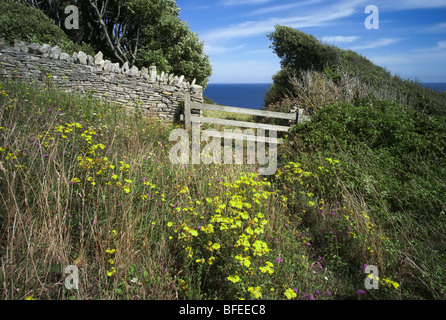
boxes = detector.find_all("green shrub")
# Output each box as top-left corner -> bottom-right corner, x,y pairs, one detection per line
281,97 -> 446,298
0,0 -> 94,55
292,98 -> 446,212
265,26 -> 446,118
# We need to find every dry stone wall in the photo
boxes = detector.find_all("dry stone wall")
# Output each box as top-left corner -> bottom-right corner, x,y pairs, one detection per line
0,39 -> 203,121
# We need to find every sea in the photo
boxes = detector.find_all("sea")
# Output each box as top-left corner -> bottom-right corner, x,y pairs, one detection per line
204,83 -> 270,110
421,83 -> 446,93
203,83 -> 446,110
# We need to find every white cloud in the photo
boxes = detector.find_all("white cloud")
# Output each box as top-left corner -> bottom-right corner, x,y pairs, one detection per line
204,44 -> 246,54
368,49 -> 446,82
348,38 -> 402,50
221,0 -> 271,5
386,0 -> 446,10
368,54 -> 413,66
188,0 -> 446,83
192,5 -> 212,10
247,0 -> 323,16
320,36 -> 360,44
430,22 -> 446,31
201,0 -> 363,42
245,48 -> 274,55
420,22 -> 446,34
438,40 -> 446,49
412,40 -> 446,52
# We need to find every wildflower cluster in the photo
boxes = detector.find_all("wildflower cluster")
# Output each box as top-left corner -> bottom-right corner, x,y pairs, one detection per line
168,172 -> 280,299
366,272 -> 400,290
106,230 -> 119,277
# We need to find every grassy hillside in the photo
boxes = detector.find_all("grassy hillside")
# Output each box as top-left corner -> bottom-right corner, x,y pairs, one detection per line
280,97 -> 446,299
265,26 -> 446,118
0,78 -> 342,300
1,24 -> 445,300
2,75 -> 445,300
264,26 -> 446,299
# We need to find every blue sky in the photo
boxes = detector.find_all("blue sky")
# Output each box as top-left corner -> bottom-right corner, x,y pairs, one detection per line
175,0 -> 446,84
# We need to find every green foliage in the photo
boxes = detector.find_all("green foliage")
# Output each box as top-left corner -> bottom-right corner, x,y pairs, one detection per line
293,98 -> 446,214
268,25 -> 333,72
265,25 -> 446,117
265,25 -> 446,299
61,0 -> 212,88
137,22 -> 212,88
126,0 -> 212,87
0,0 -> 93,55
1,78 -> 338,300
282,97 -> 446,298
1,0 -> 212,88
264,69 -> 293,108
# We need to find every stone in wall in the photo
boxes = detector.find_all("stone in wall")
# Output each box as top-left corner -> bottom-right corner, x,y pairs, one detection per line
0,39 -> 203,122
141,67 -> 148,79
126,66 -> 140,77
77,51 -> 88,65
94,51 -> 104,67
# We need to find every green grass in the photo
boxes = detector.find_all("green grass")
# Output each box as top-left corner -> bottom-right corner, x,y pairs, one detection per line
1,75 -> 445,300
202,109 -> 256,123
277,96 -> 446,299
0,79 -> 338,300
263,33 -> 446,298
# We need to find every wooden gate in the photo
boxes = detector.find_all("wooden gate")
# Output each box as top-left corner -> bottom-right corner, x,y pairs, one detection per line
181,94 -> 309,144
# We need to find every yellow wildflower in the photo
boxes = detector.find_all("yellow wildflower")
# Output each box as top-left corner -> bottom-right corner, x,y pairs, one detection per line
284,288 -> 297,300
248,286 -> 262,299
107,267 -> 116,277
227,275 -> 241,283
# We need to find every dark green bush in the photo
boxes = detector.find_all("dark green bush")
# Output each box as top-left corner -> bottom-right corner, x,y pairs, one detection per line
291,97 -> 446,216
266,26 -> 446,117
0,0 -> 94,55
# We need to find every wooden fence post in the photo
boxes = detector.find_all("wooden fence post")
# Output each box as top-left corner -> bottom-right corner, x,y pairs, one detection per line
184,93 -> 191,131
297,108 -> 303,123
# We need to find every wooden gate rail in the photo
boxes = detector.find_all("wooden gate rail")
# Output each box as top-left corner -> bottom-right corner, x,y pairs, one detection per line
182,93 -> 310,144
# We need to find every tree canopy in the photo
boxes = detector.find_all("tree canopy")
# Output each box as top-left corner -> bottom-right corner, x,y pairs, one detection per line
268,25 -> 336,72
265,25 -> 446,116
0,0 -> 94,55
8,0 -> 212,87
